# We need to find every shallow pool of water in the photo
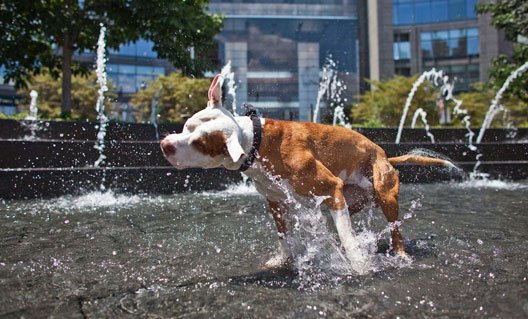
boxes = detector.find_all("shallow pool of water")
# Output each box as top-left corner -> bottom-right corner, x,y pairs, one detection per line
0,180 -> 527,318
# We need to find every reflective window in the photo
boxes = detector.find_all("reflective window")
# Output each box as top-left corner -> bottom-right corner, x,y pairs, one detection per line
414,1 -> 432,24
394,33 -> 411,60
430,0 -> 448,22
107,64 -> 165,93
420,27 -> 479,60
393,2 -> 413,25
448,0 -> 466,20
421,40 -> 434,59
221,18 -> 357,104
394,42 -> 411,60
393,0 -> 478,25
467,28 -> 479,56
440,63 -> 479,91
109,39 -> 158,58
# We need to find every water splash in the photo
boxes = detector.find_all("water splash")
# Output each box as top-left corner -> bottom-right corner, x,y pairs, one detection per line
220,61 -> 238,115
476,61 -> 528,144
250,163 -> 413,289
93,25 -> 109,190
411,108 -> 435,143
203,181 -> 259,198
46,190 -> 144,211
454,178 -> 527,190
313,57 -> 349,127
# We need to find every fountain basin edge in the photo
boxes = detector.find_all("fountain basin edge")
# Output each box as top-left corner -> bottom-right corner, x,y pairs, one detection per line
1,119 -> 527,199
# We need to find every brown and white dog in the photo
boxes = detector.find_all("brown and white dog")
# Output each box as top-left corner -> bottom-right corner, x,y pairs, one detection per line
160,75 -> 451,271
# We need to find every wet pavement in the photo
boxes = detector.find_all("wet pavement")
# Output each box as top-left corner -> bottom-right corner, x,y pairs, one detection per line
1,181 -> 527,318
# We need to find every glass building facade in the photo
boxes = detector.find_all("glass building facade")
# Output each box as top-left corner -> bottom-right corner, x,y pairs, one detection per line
107,40 -> 168,94
107,63 -> 165,94
393,0 -> 478,25
420,27 -> 479,60
387,0 -> 484,91
209,0 -> 359,121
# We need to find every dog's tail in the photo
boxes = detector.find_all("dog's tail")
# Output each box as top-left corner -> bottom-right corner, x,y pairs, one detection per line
388,154 -> 454,167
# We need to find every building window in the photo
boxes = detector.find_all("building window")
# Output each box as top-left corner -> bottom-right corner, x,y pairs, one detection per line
109,39 -> 158,59
394,33 -> 411,60
107,64 -> 165,93
393,0 -> 478,25
441,63 -> 479,91
420,27 -> 479,60
395,67 -> 411,76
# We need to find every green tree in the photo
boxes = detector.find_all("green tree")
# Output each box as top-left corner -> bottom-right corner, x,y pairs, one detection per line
0,1 -> 222,117
17,71 -> 116,121
351,76 -> 438,127
130,72 -> 210,123
477,0 -> 528,102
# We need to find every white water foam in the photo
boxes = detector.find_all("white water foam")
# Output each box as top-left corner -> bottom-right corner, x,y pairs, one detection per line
455,179 -> 527,190
46,190 -> 145,210
222,181 -> 259,195
201,180 -> 259,198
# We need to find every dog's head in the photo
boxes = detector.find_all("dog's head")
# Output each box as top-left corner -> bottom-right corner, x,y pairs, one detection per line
160,74 -> 247,170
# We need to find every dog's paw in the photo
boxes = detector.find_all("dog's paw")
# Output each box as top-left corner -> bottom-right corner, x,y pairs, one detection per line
262,255 -> 292,271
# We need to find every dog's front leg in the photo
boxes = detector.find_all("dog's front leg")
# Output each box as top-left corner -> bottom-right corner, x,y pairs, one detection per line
330,207 -> 369,273
263,200 -> 292,270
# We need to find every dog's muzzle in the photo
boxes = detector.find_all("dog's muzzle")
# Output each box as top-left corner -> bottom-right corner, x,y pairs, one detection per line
160,139 -> 176,157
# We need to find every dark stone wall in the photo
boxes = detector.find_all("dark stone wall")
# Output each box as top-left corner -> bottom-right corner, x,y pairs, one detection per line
1,119 -> 527,199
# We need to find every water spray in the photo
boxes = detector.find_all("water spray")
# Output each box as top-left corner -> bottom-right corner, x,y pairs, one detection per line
26,90 -> 39,120
94,24 -> 109,190
476,61 -> 528,144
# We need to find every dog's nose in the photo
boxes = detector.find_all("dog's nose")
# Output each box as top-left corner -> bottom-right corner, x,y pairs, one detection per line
160,139 -> 176,156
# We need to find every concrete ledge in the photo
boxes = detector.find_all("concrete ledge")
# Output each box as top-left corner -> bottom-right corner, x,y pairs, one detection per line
1,119 -> 526,199
0,167 -> 242,199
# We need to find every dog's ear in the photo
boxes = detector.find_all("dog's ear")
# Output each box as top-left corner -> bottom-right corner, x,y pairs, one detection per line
226,132 -> 245,163
207,74 -> 223,109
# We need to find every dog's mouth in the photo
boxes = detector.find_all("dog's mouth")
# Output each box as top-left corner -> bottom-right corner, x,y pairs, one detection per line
164,157 -> 192,170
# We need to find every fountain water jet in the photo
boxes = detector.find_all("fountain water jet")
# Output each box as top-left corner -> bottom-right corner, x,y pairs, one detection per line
395,69 -> 445,144
312,60 -> 333,123
26,90 -> 39,120
21,90 -> 43,140
469,61 -> 528,179
476,61 -> 528,144
395,69 -> 477,151
93,25 -> 109,191
314,57 -> 350,128
220,61 -> 238,115
411,108 -> 435,143
150,86 -> 162,141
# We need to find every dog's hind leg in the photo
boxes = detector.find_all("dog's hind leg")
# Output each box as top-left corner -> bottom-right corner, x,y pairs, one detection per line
263,200 -> 292,270
372,157 -> 407,256
343,184 -> 370,216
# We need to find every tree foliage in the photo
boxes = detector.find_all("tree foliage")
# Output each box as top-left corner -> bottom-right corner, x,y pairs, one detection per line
457,82 -> 528,128
477,0 -> 528,102
0,0 -> 222,116
16,71 -> 116,121
351,76 -> 438,127
129,72 -> 210,123
351,76 -> 528,128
